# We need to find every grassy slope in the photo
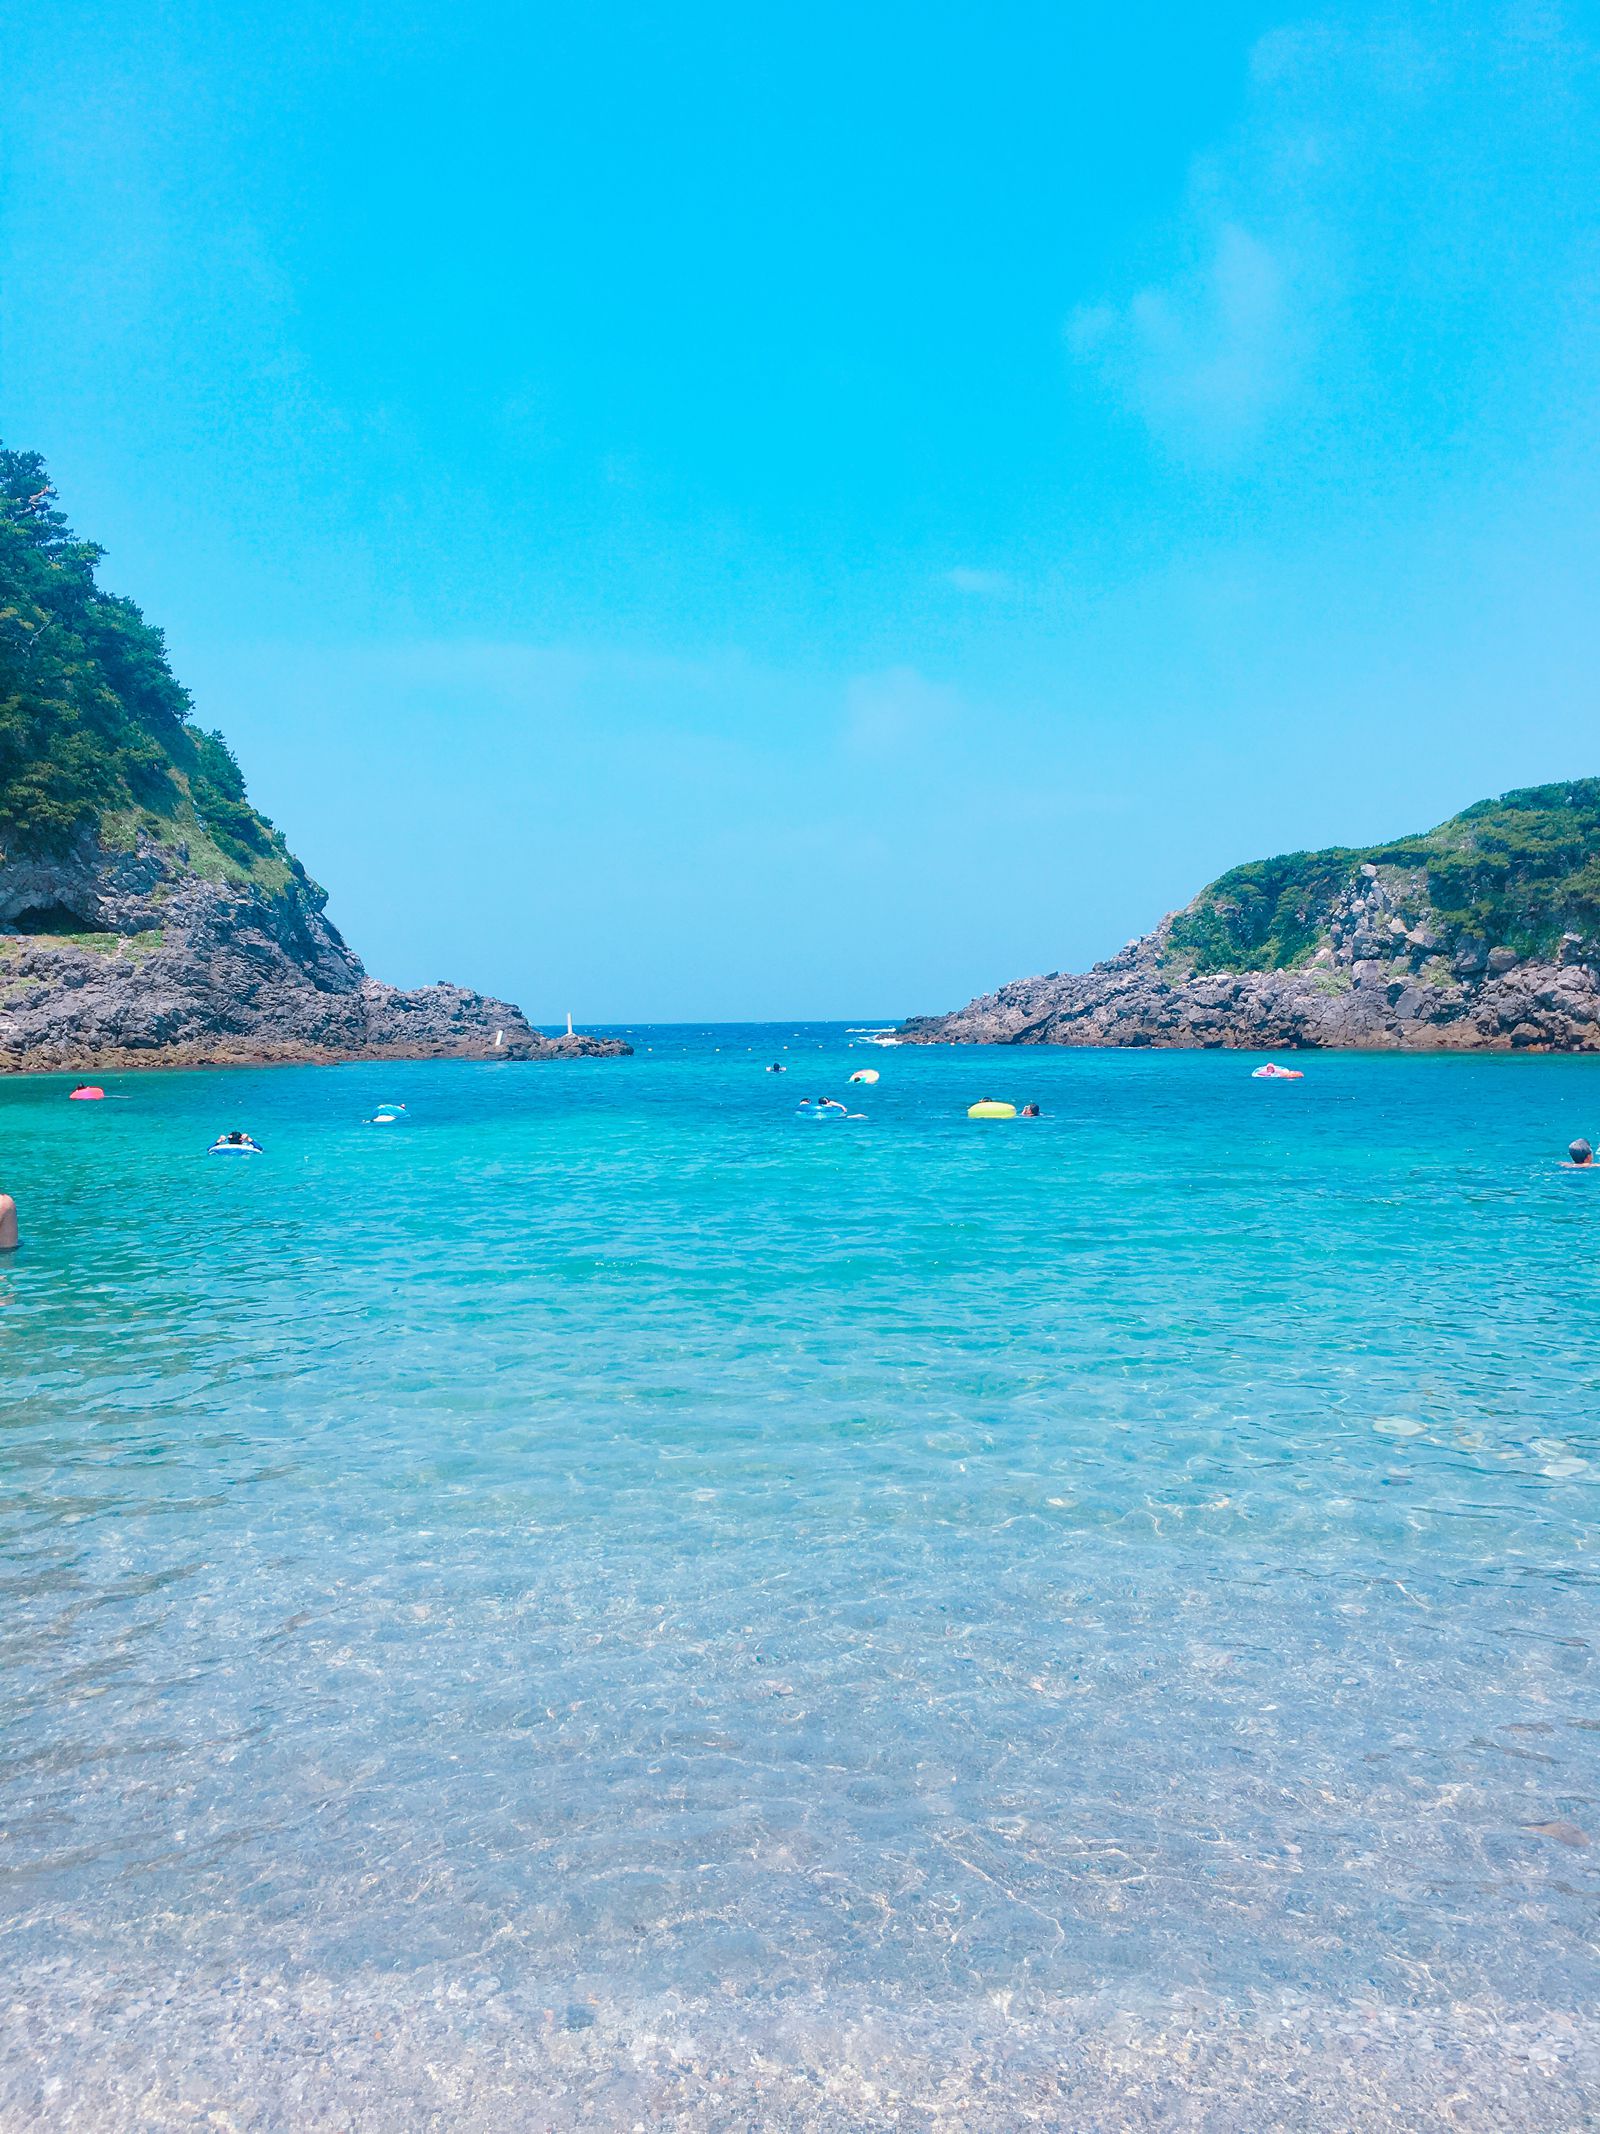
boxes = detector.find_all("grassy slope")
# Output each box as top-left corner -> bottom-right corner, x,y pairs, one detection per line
1163,781 -> 1600,974
0,444 -> 318,909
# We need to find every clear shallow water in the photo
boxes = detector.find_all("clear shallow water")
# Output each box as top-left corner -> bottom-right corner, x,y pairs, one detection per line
3,1029 -> 1600,2128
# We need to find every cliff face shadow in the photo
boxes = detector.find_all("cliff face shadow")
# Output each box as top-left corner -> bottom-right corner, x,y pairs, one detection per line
4,901 -> 102,937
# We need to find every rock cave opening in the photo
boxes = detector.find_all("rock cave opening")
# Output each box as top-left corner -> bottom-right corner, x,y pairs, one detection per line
3,902 -> 103,937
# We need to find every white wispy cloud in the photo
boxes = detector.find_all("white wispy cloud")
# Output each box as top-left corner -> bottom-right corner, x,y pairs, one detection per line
944,566 -> 1012,596
1069,218 -> 1297,451
1061,17 -> 1362,457
1065,10 -> 1599,461
842,665 -> 964,756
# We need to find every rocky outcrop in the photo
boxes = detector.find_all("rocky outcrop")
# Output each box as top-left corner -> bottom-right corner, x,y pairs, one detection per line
904,858 -> 1600,1053
0,832 -> 628,1071
0,444 -> 628,1072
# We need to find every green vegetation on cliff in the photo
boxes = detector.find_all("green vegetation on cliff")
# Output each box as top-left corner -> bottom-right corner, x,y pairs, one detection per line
1165,781 -> 1600,973
0,444 -> 311,895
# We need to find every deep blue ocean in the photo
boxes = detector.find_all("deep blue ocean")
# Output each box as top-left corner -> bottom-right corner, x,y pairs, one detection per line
3,1027 -> 1598,2128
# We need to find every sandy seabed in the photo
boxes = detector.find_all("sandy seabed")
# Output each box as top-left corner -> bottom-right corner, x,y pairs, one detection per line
8,1045 -> 1600,2133
3,1967 -> 1596,2132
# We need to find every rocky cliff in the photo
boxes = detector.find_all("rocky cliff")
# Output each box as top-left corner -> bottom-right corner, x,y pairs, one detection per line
902,782 -> 1600,1052
0,446 -> 626,1070
0,829 -> 622,1070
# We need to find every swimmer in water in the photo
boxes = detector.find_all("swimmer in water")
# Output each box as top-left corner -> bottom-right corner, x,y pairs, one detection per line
1565,1138 -> 1595,1168
1020,1103 -> 1041,1118
767,1063 -> 786,1073
0,1190 -> 16,1251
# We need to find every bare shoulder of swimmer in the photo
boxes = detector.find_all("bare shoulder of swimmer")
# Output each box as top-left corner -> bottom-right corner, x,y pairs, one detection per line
0,1193 -> 17,1251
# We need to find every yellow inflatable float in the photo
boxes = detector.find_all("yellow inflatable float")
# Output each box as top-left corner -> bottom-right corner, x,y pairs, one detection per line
967,1100 -> 1016,1119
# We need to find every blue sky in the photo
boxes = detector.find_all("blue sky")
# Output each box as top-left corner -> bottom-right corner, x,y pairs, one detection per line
5,0 -> 1600,1020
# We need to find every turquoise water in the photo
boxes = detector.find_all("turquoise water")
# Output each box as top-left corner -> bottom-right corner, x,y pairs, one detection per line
3,1029 -> 1600,2128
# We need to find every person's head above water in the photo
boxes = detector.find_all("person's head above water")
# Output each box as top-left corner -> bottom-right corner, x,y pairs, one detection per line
1570,1139 -> 1594,1166
1020,1103 -> 1041,1118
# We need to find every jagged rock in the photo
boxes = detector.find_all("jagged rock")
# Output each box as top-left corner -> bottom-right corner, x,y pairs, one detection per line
0,833 -> 629,1071
901,930 -> 1600,1052
901,783 -> 1600,1053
